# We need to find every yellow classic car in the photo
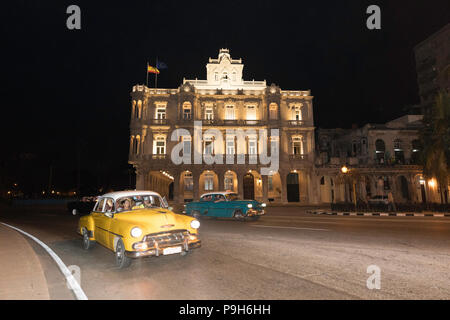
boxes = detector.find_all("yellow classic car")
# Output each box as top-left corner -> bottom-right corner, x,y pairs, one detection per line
77,190 -> 201,268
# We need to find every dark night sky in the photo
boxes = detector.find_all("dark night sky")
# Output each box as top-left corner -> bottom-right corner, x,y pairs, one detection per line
1,1 -> 449,194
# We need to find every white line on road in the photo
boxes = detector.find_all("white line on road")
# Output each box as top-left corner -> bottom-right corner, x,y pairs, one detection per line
250,224 -> 329,231
0,222 -> 88,300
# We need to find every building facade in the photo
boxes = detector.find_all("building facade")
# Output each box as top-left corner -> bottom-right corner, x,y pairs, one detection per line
129,49 -> 317,204
315,115 -> 445,204
414,23 -> 450,115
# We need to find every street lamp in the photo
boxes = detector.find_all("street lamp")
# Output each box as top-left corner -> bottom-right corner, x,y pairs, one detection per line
341,165 -> 357,210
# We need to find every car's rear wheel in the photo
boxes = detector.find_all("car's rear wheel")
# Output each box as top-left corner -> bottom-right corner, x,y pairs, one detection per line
115,239 -> 132,269
82,228 -> 93,250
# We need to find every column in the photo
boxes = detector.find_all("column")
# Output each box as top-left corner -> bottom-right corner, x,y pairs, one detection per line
217,169 -> 225,192
280,171 -> 288,203
192,169 -> 200,201
135,167 -> 145,190
173,170 -> 181,203
237,170 -> 244,199
262,174 -> 268,203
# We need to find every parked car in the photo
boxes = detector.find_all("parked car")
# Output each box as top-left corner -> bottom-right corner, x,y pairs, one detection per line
184,191 -> 266,221
67,196 -> 97,216
76,190 -> 201,268
368,195 -> 389,205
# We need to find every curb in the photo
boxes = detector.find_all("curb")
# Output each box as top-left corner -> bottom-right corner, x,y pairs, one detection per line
306,210 -> 450,217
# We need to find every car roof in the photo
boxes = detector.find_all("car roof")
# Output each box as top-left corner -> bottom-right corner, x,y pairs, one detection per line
200,191 -> 237,198
99,190 -> 162,201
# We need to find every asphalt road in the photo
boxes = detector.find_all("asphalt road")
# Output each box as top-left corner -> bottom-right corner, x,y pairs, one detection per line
1,205 -> 450,300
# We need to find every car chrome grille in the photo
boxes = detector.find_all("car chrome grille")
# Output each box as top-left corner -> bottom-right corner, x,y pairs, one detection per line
143,229 -> 189,248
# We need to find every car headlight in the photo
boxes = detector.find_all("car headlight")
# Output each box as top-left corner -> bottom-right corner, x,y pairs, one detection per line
247,204 -> 253,208
190,219 -> 200,229
261,203 -> 267,207
130,227 -> 142,238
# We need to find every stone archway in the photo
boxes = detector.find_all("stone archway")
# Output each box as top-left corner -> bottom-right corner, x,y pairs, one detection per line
287,172 -> 300,202
243,173 -> 255,200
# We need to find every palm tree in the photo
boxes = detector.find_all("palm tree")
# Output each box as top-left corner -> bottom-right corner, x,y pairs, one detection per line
420,91 -> 450,203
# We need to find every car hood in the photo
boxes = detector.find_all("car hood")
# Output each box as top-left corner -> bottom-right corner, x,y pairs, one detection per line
233,200 -> 262,207
114,208 -> 188,232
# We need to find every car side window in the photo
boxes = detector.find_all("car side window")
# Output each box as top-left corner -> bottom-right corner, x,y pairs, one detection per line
95,198 -> 105,212
214,194 -> 225,202
201,195 -> 212,202
104,198 -> 115,213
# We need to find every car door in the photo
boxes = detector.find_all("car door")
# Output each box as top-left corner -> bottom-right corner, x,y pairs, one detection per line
92,198 -> 107,245
212,194 -> 227,217
199,195 -> 213,216
92,198 -> 113,248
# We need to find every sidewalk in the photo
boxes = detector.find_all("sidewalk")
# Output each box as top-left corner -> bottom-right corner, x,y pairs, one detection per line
0,224 -> 50,299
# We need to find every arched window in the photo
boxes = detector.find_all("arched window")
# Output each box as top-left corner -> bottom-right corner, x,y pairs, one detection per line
132,100 -> 136,118
183,171 -> 193,191
134,135 -> 140,154
137,100 -> 142,119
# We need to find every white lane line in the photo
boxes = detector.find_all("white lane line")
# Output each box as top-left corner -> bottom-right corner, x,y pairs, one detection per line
1,222 -> 88,300
250,224 -> 329,231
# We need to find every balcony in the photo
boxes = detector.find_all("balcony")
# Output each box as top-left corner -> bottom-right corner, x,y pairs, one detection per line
149,119 -> 169,125
288,154 -> 309,161
286,120 -> 308,126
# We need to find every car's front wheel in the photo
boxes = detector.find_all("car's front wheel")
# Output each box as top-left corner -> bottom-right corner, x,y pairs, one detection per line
233,210 -> 245,221
82,228 -> 93,250
115,239 -> 132,269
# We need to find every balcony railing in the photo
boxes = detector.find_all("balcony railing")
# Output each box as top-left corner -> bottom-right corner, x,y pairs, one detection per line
289,154 -> 308,161
150,119 -> 169,125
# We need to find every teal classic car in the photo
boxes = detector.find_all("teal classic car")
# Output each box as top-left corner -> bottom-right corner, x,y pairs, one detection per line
184,191 -> 266,221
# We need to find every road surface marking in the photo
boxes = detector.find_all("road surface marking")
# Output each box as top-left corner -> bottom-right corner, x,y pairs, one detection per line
0,222 -> 88,300
250,224 -> 329,231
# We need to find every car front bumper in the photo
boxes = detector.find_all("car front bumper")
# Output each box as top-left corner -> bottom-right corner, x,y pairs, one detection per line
247,209 -> 265,217
125,239 -> 201,258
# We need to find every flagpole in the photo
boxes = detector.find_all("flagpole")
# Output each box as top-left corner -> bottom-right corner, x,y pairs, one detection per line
146,62 -> 149,87
155,57 -> 158,89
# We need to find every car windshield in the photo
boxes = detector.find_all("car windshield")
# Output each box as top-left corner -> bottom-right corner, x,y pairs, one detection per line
115,195 -> 164,212
225,193 -> 240,201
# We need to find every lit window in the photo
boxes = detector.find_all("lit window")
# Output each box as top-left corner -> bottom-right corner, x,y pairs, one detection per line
292,105 -> 302,121
156,106 -> 166,120
205,107 -> 214,120
204,173 -> 214,191
246,105 -> 256,120
204,136 -> 213,155
153,136 -> 166,154
225,105 -> 235,120
226,137 -> 235,155
184,172 -> 193,191
183,105 -> 192,120
269,103 -> 278,120
292,136 -> 304,155
224,172 -> 234,190
182,136 -> 191,154
248,137 -> 257,155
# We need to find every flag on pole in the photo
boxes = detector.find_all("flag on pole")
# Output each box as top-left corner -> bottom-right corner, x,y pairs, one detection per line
156,60 -> 168,70
147,64 -> 160,74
